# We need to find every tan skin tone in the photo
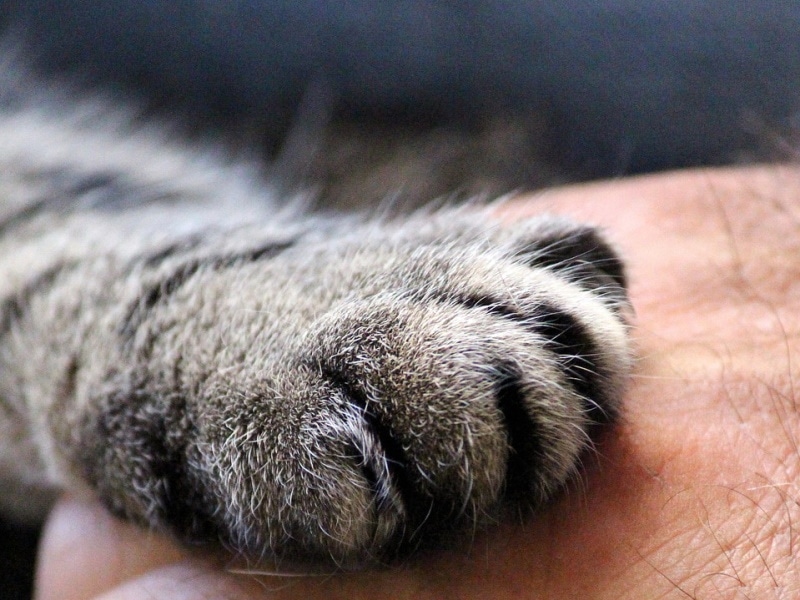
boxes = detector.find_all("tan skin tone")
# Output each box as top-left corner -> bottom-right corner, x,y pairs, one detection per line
35,166 -> 800,599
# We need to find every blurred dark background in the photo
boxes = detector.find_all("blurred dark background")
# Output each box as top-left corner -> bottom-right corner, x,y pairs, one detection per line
4,1 -> 800,180
1,2 -> 799,598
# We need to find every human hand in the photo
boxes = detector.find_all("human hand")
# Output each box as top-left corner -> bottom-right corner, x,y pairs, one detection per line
35,165 -> 800,599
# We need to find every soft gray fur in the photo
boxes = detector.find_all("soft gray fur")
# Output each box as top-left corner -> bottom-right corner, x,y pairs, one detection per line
0,62 -> 631,567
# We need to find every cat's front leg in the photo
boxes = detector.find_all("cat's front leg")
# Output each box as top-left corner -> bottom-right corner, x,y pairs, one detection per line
12,212 -> 631,566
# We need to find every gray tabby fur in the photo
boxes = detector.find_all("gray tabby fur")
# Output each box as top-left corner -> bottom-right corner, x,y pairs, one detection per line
0,60 -> 631,567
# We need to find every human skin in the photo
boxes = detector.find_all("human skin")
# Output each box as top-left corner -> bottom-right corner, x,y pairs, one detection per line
34,165 -> 800,599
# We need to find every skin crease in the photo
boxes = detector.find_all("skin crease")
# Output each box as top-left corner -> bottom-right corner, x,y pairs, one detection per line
34,165 -> 800,599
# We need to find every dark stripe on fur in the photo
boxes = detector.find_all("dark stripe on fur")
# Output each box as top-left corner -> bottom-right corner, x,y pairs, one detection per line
322,369 -> 412,519
38,169 -> 184,212
139,235 -> 209,268
457,294 -> 524,323
0,261 -> 79,338
119,241 -> 295,346
493,362 -> 542,502
0,199 -> 49,236
0,169 -> 188,238
0,169 -> 107,235
119,260 -> 203,343
75,382 -> 219,542
457,295 -> 612,423
532,302 -> 612,423
514,227 -> 627,306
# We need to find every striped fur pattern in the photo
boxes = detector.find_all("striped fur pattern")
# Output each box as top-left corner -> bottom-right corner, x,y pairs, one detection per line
0,64 -> 631,566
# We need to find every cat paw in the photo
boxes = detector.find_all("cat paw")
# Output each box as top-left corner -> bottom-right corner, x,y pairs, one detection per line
195,216 -> 630,564
77,214 -> 631,566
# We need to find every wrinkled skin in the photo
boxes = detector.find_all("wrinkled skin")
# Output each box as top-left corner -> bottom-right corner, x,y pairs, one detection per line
35,165 -> 800,599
